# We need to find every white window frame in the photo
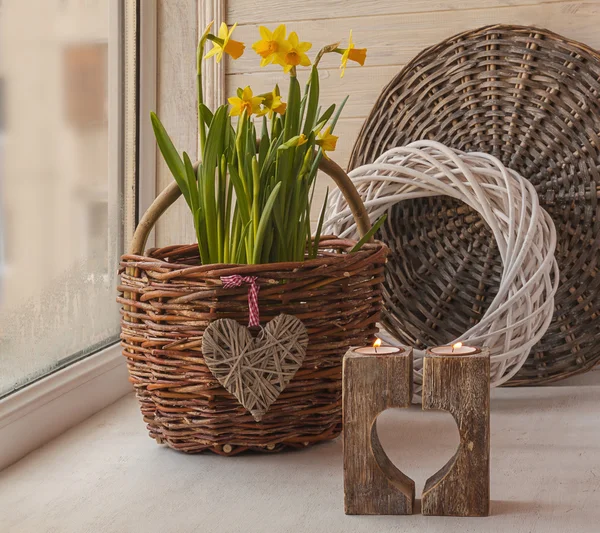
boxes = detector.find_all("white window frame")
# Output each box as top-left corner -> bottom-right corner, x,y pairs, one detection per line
0,0 -> 155,470
0,0 -> 231,471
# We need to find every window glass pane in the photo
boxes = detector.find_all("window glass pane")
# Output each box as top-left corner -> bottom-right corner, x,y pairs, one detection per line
0,0 -> 122,396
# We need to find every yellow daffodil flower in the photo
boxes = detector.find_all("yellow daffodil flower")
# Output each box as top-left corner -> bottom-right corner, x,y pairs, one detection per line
316,127 -> 338,157
282,32 -> 312,73
252,25 -> 289,67
260,87 -> 287,118
228,86 -> 264,117
339,30 -> 367,78
205,22 -> 245,63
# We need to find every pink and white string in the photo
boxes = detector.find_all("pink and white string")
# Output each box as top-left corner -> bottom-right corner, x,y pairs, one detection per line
221,275 -> 261,327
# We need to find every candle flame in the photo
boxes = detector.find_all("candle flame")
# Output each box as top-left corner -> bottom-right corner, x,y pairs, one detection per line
452,342 -> 463,350
373,338 -> 382,349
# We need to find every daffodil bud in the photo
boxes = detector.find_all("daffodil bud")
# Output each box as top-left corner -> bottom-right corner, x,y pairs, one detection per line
278,134 -> 308,150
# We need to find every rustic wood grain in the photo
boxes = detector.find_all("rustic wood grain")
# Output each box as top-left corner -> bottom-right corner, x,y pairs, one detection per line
227,2 -> 600,75
343,347 -> 415,515
421,348 -> 490,517
229,0 -> 570,24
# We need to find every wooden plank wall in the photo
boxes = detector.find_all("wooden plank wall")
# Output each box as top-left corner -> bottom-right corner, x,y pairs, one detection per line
226,0 -> 600,222
155,0 -> 600,242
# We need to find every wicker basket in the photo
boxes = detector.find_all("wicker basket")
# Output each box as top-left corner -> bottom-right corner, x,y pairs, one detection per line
118,157 -> 388,455
350,25 -> 600,385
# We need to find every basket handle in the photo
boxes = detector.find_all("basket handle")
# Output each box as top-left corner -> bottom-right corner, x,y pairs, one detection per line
129,155 -> 371,255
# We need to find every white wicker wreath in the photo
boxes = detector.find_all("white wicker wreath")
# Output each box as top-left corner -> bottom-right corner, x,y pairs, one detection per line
325,140 -> 559,393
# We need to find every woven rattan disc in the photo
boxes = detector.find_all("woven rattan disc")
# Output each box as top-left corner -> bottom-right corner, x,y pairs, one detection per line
349,25 -> 600,385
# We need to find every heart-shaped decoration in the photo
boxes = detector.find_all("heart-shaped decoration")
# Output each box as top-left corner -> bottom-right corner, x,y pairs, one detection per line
202,314 -> 308,422
375,407 -> 460,495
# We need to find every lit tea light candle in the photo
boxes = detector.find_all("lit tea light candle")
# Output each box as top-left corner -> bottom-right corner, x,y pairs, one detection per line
355,338 -> 403,355
429,342 -> 479,355
422,342 -> 490,516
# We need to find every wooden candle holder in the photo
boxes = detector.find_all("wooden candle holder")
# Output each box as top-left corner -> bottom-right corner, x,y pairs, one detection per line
421,347 -> 490,517
343,346 -> 415,515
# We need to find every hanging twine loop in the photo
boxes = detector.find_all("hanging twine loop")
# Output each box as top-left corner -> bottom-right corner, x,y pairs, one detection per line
221,275 -> 261,327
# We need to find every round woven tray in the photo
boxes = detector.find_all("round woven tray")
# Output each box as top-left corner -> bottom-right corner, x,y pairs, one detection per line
350,25 -> 600,385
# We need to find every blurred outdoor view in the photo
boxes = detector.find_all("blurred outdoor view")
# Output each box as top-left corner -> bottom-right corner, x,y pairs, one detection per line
0,0 -> 121,396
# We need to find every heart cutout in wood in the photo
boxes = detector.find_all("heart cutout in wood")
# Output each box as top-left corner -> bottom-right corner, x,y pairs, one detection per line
202,314 -> 308,422
374,407 -> 460,497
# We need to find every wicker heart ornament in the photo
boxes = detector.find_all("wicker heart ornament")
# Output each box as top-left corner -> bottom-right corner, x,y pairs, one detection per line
202,314 -> 309,422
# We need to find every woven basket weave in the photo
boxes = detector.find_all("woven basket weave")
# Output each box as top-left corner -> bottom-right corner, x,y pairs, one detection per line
118,157 -> 387,455
350,25 -> 600,385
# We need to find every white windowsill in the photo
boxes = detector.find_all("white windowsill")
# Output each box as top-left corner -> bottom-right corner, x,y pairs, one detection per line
0,370 -> 598,532
0,342 -> 131,470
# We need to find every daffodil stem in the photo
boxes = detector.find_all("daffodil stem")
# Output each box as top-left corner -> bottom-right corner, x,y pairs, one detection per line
207,35 -> 224,46
252,158 -> 260,241
314,43 -> 343,67
314,51 -> 325,68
